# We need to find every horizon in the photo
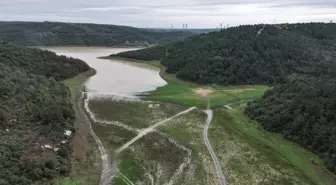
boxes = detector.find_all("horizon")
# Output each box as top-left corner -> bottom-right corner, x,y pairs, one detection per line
1,0 -> 336,29
0,20 -> 334,30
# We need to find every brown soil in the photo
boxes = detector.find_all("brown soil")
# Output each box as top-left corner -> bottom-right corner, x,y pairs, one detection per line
193,88 -> 213,97
311,161 -> 336,185
70,122 -> 90,160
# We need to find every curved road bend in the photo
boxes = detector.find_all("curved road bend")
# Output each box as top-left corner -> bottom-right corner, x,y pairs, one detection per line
204,109 -> 227,185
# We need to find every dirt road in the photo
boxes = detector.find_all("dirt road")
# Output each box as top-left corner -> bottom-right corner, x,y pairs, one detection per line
116,107 -> 196,154
203,110 -> 227,185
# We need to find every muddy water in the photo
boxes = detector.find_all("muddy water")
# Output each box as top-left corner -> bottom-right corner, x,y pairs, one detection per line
44,47 -> 167,97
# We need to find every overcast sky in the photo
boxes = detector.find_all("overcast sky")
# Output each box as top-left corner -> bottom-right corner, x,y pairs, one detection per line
1,0 -> 336,28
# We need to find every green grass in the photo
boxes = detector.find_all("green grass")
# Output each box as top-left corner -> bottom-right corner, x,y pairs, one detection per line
225,105 -> 336,185
106,56 -> 269,108
54,179 -> 81,185
149,75 -> 269,108
88,98 -> 184,129
114,150 -> 145,185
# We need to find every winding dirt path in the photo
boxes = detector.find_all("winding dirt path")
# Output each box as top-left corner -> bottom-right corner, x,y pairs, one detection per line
116,107 -> 196,154
83,94 -> 116,185
203,109 -> 227,185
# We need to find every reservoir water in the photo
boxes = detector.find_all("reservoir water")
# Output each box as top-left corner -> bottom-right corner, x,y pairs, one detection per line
45,47 -> 167,98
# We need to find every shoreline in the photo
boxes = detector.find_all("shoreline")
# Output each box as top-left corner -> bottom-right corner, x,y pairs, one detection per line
62,68 -> 103,185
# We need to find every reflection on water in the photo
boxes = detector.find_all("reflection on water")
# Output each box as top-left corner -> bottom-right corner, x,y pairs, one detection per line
44,47 -> 167,98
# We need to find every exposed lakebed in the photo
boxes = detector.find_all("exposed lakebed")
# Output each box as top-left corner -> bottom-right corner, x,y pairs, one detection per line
45,47 -> 195,185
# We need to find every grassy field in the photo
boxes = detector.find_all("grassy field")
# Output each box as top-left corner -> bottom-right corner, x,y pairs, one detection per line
106,56 -> 269,108
57,69 -> 101,185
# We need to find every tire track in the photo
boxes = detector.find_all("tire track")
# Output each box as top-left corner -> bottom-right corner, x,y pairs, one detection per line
203,109 -> 227,185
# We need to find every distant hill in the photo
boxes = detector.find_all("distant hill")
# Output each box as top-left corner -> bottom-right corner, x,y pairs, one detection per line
0,42 -> 90,184
0,21 -> 195,46
114,23 -> 336,85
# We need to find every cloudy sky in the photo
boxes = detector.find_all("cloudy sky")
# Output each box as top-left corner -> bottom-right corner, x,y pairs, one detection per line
1,0 -> 336,28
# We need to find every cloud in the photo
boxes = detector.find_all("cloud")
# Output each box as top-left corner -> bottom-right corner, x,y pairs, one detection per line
0,0 -> 336,28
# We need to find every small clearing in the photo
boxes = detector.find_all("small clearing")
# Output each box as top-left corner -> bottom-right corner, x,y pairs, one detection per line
193,88 -> 213,97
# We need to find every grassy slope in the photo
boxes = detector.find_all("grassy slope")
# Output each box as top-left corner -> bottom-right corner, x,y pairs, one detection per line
225,105 -> 336,185
56,69 -> 101,185
88,98 -> 329,185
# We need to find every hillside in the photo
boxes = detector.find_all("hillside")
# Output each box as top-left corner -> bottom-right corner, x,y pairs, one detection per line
0,21 -> 195,46
113,23 -> 336,85
113,23 -> 336,177
245,76 -> 336,173
0,42 -> 90,184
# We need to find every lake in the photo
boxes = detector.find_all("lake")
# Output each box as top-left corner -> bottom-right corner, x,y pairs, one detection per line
44,47 -> 167,98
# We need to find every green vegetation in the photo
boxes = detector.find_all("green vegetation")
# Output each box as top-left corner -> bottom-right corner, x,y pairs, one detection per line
61,70 -> 101,185
88,97 -> 331,185
88,98 -> 184,129
88,99 -> 192,184
0,21 -> 195,46
227,106 -> 336,185
112,23 -> 336,178
246,77 -> 336,174
54,179 -> 80,185
106,56 -> 269,108
114,23 -> 336,85
127,59 -> 269,108
0,42 -> 90,185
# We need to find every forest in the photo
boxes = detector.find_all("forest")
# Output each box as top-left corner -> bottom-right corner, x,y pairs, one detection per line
114,23 -> 336,174
0,21 -> 195,46
114,23 -> 336,85
245,76 -> 336,173
0,42 -> 90,185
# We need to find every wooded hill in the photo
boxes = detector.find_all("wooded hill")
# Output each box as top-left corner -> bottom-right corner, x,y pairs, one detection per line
0,21 -> 195,46
0,42 -> 90,184
245,76 -> 336,173
114,23 -> 336,175
114,23 -> 336,85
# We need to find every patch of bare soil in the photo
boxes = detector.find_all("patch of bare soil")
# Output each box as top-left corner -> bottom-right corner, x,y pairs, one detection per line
311,161 -> 336,185
70,123 -> 90,160
223,88 -> 255,93
193,88 -> 213,97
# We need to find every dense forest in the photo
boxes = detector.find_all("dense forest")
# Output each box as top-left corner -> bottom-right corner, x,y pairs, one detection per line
0,21 -> 195,46
0,42 -> 90,184
245,76 -> 336,173
114,23 -> 336,85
